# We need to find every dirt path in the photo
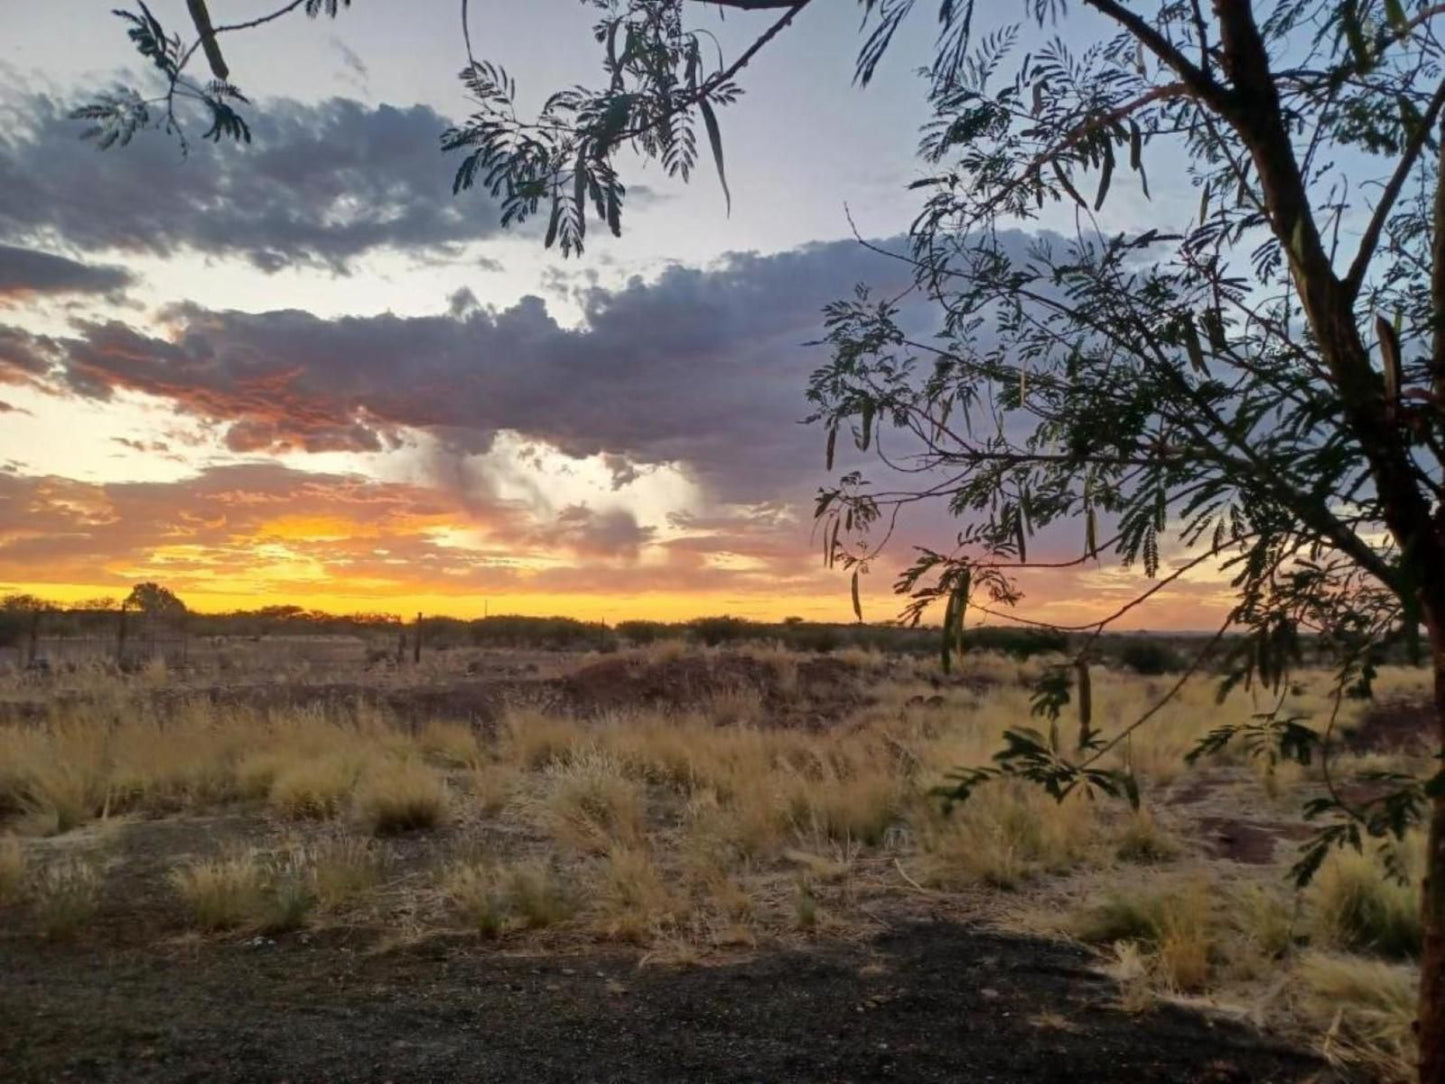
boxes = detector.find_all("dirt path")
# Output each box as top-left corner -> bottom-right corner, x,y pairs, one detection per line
2,922 -> 1316,1083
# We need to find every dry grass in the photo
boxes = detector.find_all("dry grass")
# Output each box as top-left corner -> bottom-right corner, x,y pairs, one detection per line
1300,952 -> 1417,1083
172,849 -> 318,932
0,651 -> 1436,1074
915,784 -> 1098,889
0,836 -> 26,904
444,860 -> 573,936
1076,881 -> 1216,992
1310,838 -> 1422,960
171,854 -> 265,930
596,845 -> 682,942
268,755 -> 363,820
354,759 -> 449,834
309,835 -> 386,911
417,721 -> 484,769
540,750 -> 646,854
32,859 -> 101,940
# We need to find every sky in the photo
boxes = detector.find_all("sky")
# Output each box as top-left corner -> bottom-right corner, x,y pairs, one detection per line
0,1 -> 1238,628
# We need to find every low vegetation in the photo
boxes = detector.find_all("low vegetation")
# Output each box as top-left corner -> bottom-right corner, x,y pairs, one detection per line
0,643 -> 1433,1075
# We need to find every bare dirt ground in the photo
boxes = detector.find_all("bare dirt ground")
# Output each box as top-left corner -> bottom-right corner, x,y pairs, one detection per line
2,919 -> 1317,1083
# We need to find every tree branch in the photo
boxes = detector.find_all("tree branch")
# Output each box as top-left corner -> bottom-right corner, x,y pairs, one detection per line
1344,75 -> 1445,298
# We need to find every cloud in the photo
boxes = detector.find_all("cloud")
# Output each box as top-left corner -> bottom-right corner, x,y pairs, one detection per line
534,505 -> 654,561
35,235 -> 915,501
0,325 -> 61,385
0,463 -> 856,613
0,244 -> 134,301
0,93 -> 507,273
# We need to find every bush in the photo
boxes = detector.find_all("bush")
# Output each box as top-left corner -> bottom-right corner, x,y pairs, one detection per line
0,837 -> 25,905
171,855 -> 264,930
355,760 -> 449,835
33,860 -> 101,939
1117,639 -> 1185,676
1311,844 -> 1421,959
689,615 -> 753,647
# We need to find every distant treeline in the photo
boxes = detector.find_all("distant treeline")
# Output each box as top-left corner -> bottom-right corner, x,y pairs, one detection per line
2,597 -> 1422,676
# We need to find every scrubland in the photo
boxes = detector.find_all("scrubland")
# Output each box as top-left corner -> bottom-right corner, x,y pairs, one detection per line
0,641 -> 1433,1080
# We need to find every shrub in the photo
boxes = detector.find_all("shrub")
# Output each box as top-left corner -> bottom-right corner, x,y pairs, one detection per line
597,846 -> 680,942
0,837 -> 25,905
171,854 -> 264,930
1117,639 -> 1184,676
1310,844 -> 1421,959
1299,952 -> 1416,1082
268,756 -> 360,820
504,863 -> 573,928
33,859 -> 101,939
417,721 -> 483,769
309,835 -> 385,911
355,760 -> 449,835
1114,810 -> 1179,863
1076,884 -> 1215,992
541,750 -> 645,853
444,863 -> 507,938
443,861 -> 573,936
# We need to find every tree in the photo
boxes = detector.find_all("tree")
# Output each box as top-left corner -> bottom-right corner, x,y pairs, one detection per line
124,582 -> 187,617
78,1 -> 1445,1076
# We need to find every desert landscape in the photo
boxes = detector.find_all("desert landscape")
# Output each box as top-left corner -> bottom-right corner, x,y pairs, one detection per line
0,628 -> 1431,1081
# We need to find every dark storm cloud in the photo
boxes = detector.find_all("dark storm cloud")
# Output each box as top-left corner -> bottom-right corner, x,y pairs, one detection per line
38,235 -> 916,501
0,326 -> 62,384
0,93 -> 505,272
0,244 -> 134,299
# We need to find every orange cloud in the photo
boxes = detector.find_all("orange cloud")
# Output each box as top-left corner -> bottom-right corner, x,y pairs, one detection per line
0,462 -> 1237,628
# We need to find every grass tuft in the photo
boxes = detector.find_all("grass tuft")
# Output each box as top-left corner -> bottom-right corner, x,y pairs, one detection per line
1310,842 -> 1421,960
0,837 -> 26,905
171,854 -> 264,930
355,760 -> 449,835
1299,952 -> 1416,1083
33,859 -> 101,939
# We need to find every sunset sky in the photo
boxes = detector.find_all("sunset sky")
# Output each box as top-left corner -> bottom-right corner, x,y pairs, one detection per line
0,2 -> 1238,628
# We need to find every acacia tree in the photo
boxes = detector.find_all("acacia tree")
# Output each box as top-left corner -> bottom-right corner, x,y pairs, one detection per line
77,0 -> 1445,1076
124,582 -> 186,617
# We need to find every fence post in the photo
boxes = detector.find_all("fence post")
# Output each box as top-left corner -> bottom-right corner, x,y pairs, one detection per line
413,612 -> 423,665
117,605 -> 128,665
26,609 -> 40,667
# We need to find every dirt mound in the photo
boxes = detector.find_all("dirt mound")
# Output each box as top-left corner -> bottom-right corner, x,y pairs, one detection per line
561,653 -> 866,727
1343,697 -> 1435,754
1194,816 -> 1314,866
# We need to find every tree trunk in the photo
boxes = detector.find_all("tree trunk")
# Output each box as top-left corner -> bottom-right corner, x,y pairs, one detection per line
1419,626 -> 1445,1082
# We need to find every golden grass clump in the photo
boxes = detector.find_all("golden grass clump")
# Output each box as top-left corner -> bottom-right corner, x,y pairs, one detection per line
1310,839 -> 1421,960
268,756 -> 363,820
354,759 -> 449,835
444,862 -> 507,937
171,850 -> 318,932
1113,809 -> 1179,864
540,749 -> 646,853
170,854 -> 265,930
444,860 -> 573,937
32,859 -> 101,940
1076,882 -> 1216,992
0,837 -> 26,905
916,783 -> 1097,889
596,845 -> 683,943
784,769 -> 901,846
1299,952 -> 1417,1083
417,721 -> 484,769
500,709 -> 587,770
309,835 -> 386,912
